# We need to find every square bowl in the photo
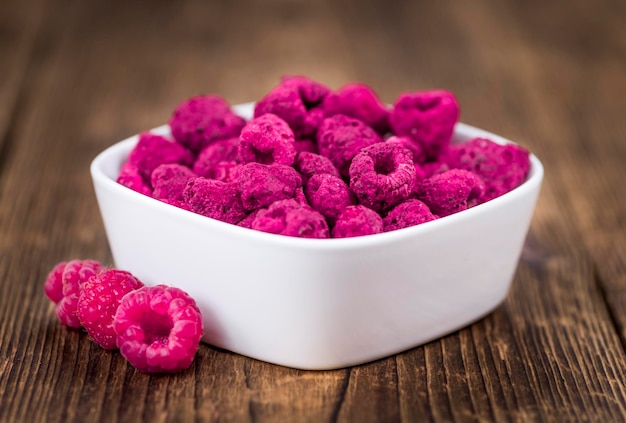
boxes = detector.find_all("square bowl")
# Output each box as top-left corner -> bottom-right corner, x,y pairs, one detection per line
90,103 -> 543,370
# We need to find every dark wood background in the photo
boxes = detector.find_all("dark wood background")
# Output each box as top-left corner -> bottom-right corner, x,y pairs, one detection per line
1,0 -> 625,421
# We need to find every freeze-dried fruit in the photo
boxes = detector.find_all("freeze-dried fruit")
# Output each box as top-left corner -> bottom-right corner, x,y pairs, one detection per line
251,199 -> 330,239
389,90 -> 459,160
415,169 -> 485,217
322,83 -> 390,134
169,95 -> 245,153
383,199 -> 438,232
238,114 -> 296,166
332,205 -> 384,238
349,142 -> 415,212
235,163 -> 302,211
317,114 -> 382,176
183,177 -> 247,224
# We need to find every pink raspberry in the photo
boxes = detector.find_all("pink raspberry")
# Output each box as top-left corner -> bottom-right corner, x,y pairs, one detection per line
383,199 -> 438,232
390,90 -> 460,160
251,199 -> 330,239
183,177 -> 247,224
128,133 -> 194,181
55,260 -> 104,328
238,114 -> 296,165
235,163 -> 302,211
349,142 -> 416,212
322,83 -> 390,134
444,138 -> 531,202
192,137 -> 240,177
151,164 -> 196,202
202,161 -> 240,182
305,173 -> 355,223
317,114 -> 382,177
77,270 -> 144,350
117,162 -> 153,196
169,95 -> 246,153
415,169 -> 485,217
255,76 -> 330,138
332,205 -> 383,238
294,151 -> 341,184
44,261 -> 67,303
113,285 -> 203,373
293,139 -> 318,154
386,135 -> 427,164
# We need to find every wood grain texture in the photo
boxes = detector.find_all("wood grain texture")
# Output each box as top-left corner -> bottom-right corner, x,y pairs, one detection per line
1,0 -> 625,422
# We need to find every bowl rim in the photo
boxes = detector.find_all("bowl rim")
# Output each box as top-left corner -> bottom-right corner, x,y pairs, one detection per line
90,119 -> 544,252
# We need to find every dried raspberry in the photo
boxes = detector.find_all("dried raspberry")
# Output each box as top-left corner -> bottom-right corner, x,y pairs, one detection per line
235,163 -> 302,211
44,261 -> 67,303
305,173 -> 355,223
415,169 -> 485,217
55,260 -> 104,328
128,133 -> 194,181
386,135 -> 427,164
444,138 -> 530,202
251,199 -> 330,239
113,285 -> 203,373
293,139 -> 318,154
169,95 -> 246,153
383,199 -> 438,232
332,205 -> 383,238
294,151 -> 341,184
322,83 -> 390,134
77,270 -> 144,350
202,161 -> 240,182
421,161 -> 450,178
238,114 -> 296,165
236,209 -> 261,229
151,164 -> 196,202
183,177 -> 247,224
390,90 -> 460,160
192,137 -> 240,177
317,114 -> 382,177
255,76 -> 330,138
293,187 -> 310,206
117,162 -> 152,196
349,142 -> 416,212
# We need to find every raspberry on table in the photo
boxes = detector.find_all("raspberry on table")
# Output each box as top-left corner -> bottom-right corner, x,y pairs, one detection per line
113,285 -> 203,373
151,164 -> 196,202
255,76 -> 330,138
169,95 -> 246,153
235,163 -> 303,211
294,151 -> 341,184
317,114 -> 382,177
238,114 -> 296,166
183,177 -> 247,224
55,259 -> 104,328
192,137 -> 240,177
383,199 -> 438,232
251,199 -> 330,239
349,142 -> 416,212
389,90 -> 460,160
305,173 -> 355,223
77,269 -> 144,350
44,261 -> 67,303
128,133 -> 194,181
117,162 -> 153,196
331,205 -> 384,238
322,83 -> 390,135
415,169 -> 485,217
444,138 -> 531,202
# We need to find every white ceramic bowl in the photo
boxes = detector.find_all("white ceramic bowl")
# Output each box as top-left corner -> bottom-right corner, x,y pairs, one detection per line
90,103 -> 543,370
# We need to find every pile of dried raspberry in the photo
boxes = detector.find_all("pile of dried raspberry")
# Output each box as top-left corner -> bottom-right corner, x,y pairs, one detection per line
44,260 -> 203,373
115,77 -> 532,238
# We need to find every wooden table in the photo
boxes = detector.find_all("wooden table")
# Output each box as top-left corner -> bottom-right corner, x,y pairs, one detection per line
1,0 -> 625,421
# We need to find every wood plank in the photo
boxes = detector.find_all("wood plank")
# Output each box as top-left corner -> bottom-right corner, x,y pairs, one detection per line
1,0 -> 626,422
